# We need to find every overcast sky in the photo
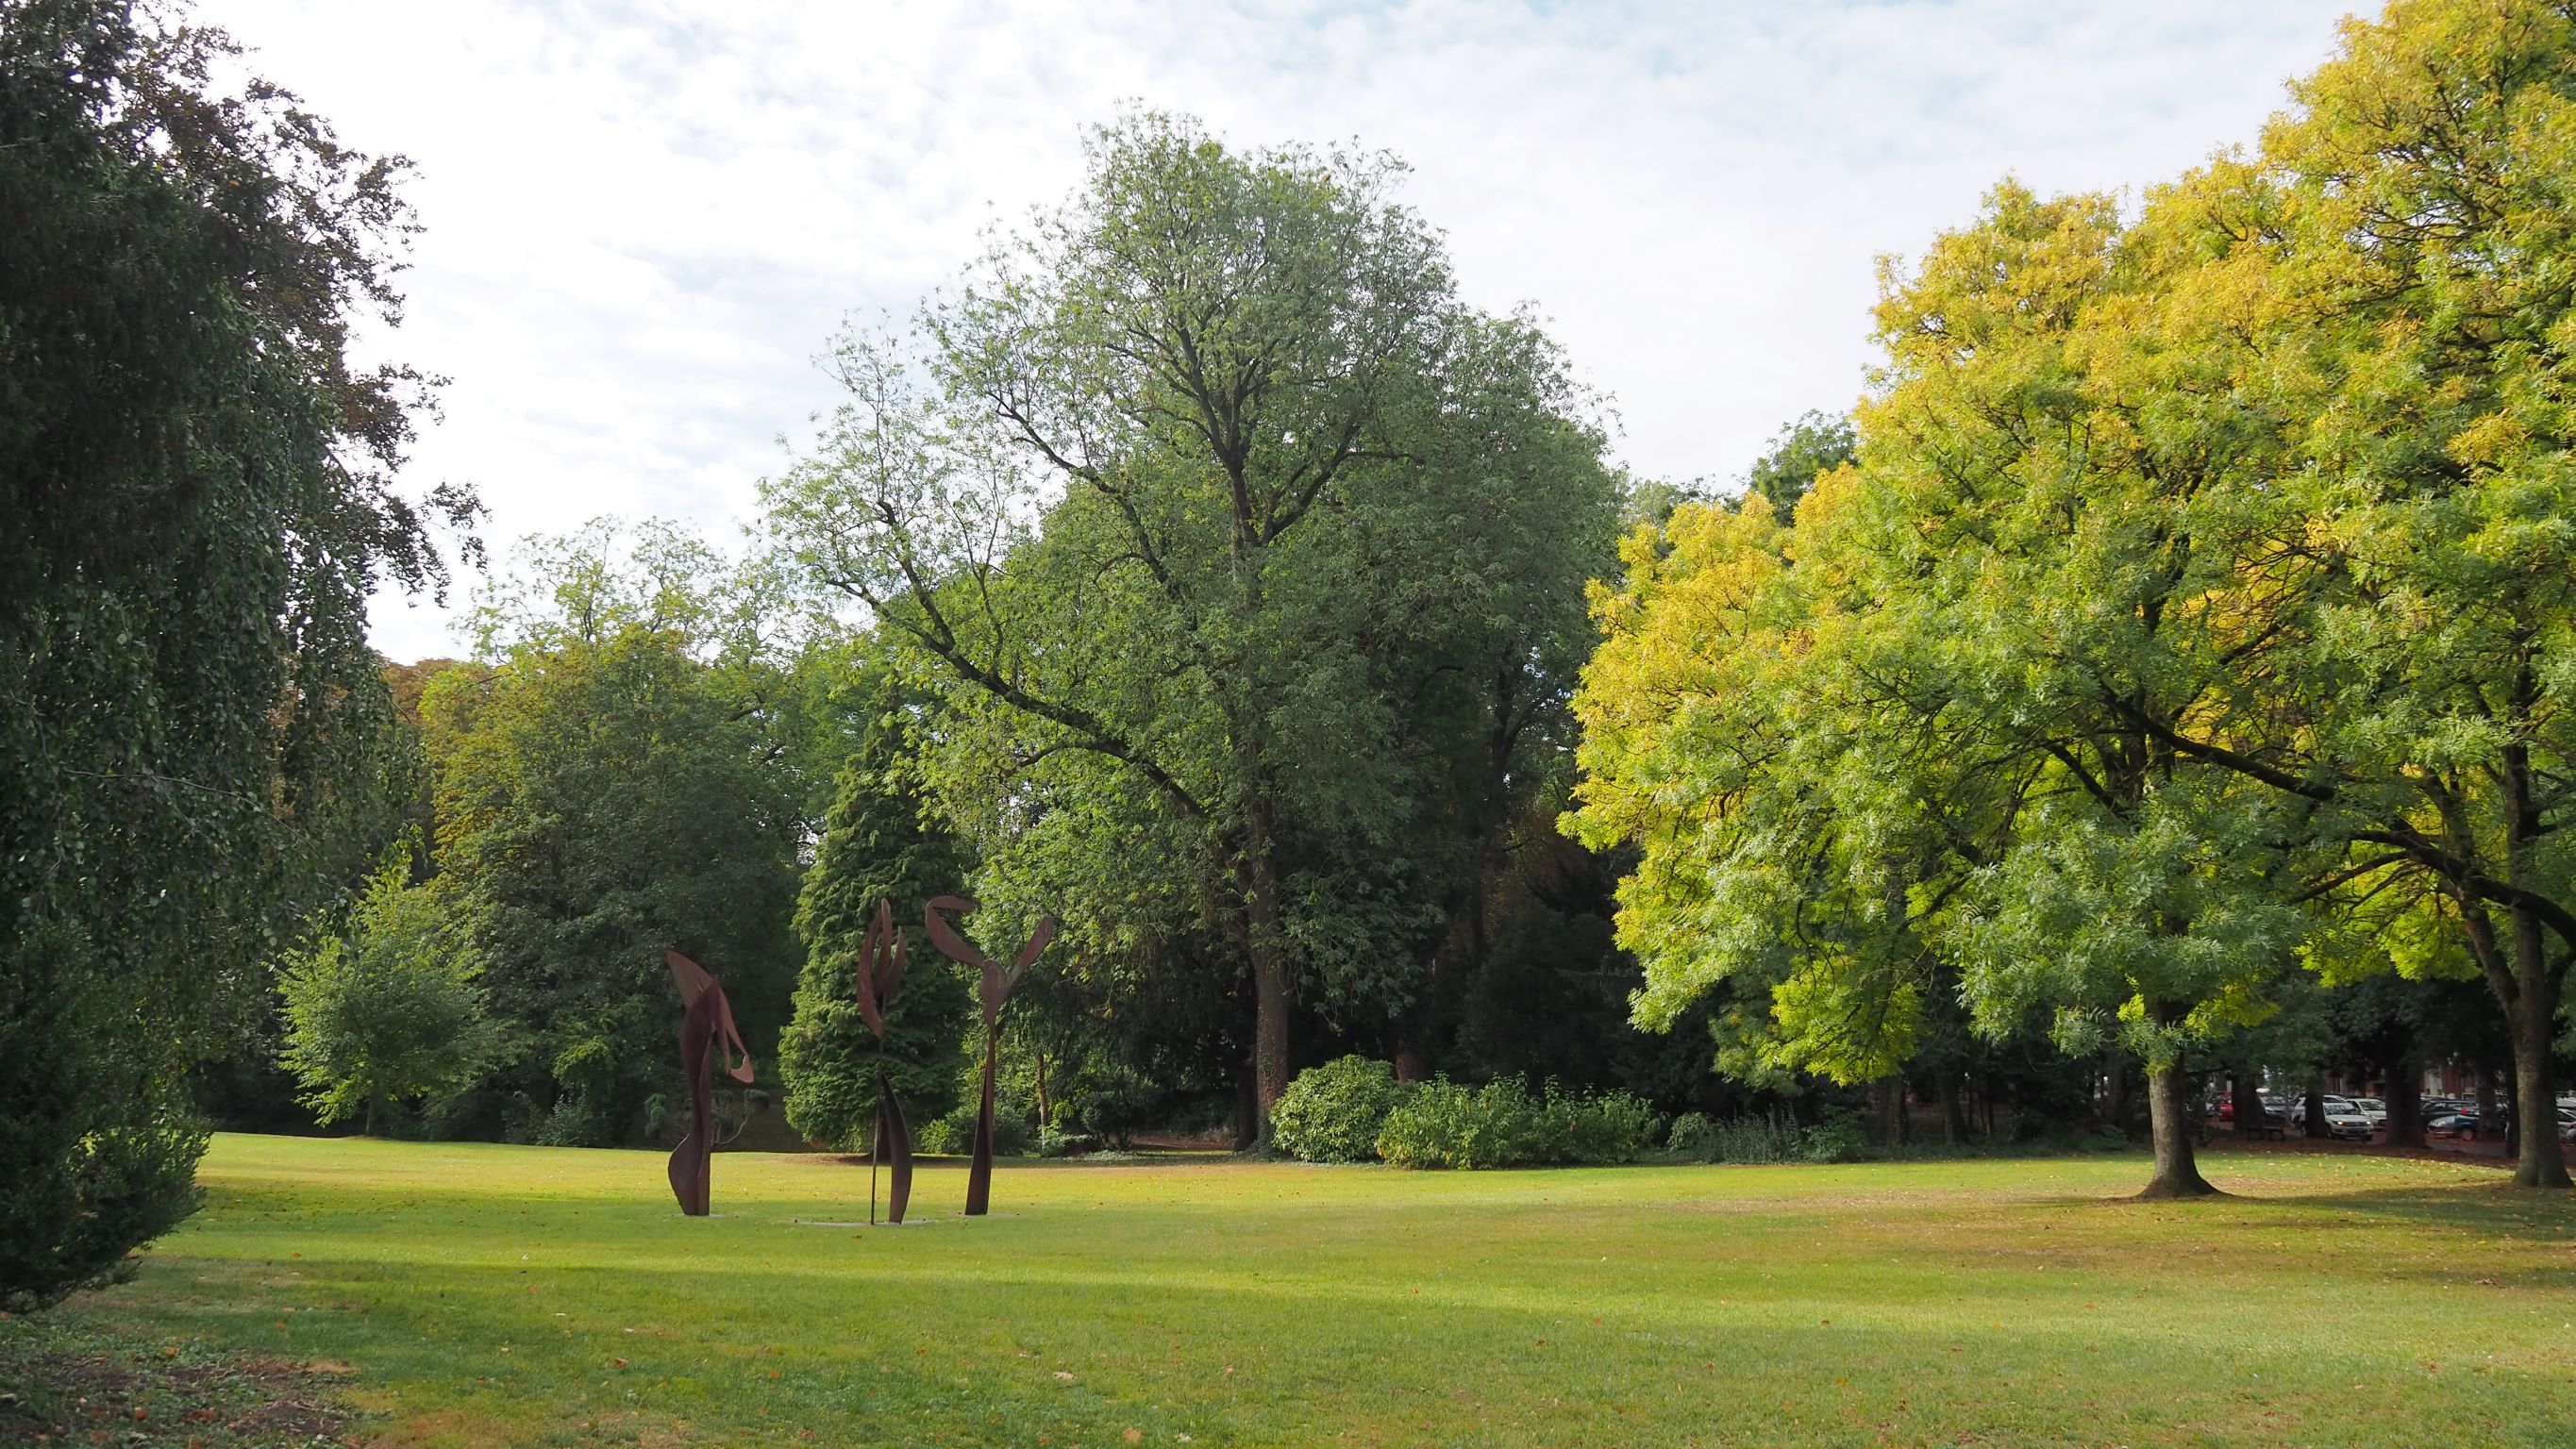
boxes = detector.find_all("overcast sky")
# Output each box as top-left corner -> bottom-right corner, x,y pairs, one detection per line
199,0 -> 2361,661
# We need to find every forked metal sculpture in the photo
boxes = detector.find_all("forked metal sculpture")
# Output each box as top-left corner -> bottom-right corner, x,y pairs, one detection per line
852,900 -> 914,1224
665,950 -> 755,1217
924,894 -> 1058,1216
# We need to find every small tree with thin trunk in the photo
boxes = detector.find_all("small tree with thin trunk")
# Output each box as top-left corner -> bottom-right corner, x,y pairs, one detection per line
278,858 -> 504,1135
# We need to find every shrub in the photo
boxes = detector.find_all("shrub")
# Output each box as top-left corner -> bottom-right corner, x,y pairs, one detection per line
1372,1078 -> 1651,1169
1271,1057 -> 1410,1163
1035,1127 -> 1097,1158
1376,1077 -> 1541,1169
1667,1111 -> 1715,1158
1540,1087 -> 1657,1166
1803,1107 -> 1873,1163
917,1102 -> 1032,1158
1707,1111 -> 1805,1164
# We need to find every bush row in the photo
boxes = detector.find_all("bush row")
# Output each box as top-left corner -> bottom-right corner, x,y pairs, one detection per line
1269,1057 -> 1657,1169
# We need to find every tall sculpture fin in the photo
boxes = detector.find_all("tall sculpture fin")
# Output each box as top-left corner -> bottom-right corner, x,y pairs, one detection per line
666,950 -> 753,1216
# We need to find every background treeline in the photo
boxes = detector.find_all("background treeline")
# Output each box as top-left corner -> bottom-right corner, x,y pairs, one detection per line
12,0 -> 2574,1314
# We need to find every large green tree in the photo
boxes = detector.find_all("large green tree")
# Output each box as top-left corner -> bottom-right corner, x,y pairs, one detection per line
1567,186 -> 2320,1199
0,0 -> 470,1306
764,112 -> 1618,1137
422,523 -> 803,1145
1574,0 -> 2576,1195
2123,0 -> 2576,1189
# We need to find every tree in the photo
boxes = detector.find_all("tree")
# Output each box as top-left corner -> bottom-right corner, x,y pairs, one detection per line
764,111 -> 1617,1138
277,854 -> 504,1134
1739,410 -> 1856,521
1569,176 -> 2335,1197
778,674 -> 975,1151
1977,0 -> 2576,1188
423,523 -> 803,1145
0,0 -> 471,1307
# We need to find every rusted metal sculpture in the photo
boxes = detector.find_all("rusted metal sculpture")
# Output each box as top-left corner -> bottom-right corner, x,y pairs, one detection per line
665,950 -> 755,1217
924,895 -> 1058,1216
853,900 -> 914,1224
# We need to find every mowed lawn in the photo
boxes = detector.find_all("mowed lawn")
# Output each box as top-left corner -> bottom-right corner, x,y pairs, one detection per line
19,1134 -> 2576,1448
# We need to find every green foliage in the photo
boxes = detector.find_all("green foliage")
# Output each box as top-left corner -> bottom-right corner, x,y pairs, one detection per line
0,923 -> 207,1314
276,855 -> 505,1133
1711,1112 -> 1808,1165
1270,1058 -> 1411,1164
777,687 -> 974,1151
1375,1079 -> 1539,1170
1033,1126 -> 1099,1158
916,1102 -> 1031,1158
764,109 -> 1621,1127
1802,1108 -> 1873,1165
1739,410 -> 1855,521
1564,4 -> 2576,1194
1665,1111 -> 1716,1158
1666,1110 -> 1810,1164
1373,1077 -> 1652,1169
424,523 -> 804,1146
0,0 -> 466,1306
1539,1086 -> 1658,1166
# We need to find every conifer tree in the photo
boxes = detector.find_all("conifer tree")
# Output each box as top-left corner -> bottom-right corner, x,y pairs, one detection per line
778,703 -> 973,1150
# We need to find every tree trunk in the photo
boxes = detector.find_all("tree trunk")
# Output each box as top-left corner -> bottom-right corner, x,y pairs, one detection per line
1031,1045 -> 1050,1131
2303,1073 -> 2329,1140
1238,787 -> 1291,1148
2386,1055 -> 2423,1150
2507,946 -> 2570,1187
1938,1070 -> 1969,1147
2233,1065 -> 2267,1139
2140,1057 -> 2217,1198
2497,733 -> 2570,1187
2100,1048 -> 2127,1133
2476,1068 -> 2499,1144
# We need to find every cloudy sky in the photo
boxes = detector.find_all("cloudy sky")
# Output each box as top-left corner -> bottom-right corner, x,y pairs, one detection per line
200,0 -> 2361,661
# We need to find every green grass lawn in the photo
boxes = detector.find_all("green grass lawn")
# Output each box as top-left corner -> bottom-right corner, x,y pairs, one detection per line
8,1135 -> 2574,1447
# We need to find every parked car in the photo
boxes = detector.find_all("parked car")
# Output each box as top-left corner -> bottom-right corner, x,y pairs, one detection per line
2427,1111 -> 2482,1140
2350,1097 -> 2387,1128
2320,1102 -> 2373,1141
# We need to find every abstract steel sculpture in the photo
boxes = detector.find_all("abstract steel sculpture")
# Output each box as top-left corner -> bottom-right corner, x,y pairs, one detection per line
924,894 -> 1057,1216
665,949 -> 755,1217
853,900 -> 914,1224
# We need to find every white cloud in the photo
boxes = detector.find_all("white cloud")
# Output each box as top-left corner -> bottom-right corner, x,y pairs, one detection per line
194,0 -> 2359,660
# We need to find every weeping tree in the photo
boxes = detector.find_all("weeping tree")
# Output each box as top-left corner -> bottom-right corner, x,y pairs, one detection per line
0,0 -> 472,1307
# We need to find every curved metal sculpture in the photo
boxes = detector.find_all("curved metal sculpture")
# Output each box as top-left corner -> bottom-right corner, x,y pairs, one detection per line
924,894 -> 1057,1216
665,950 -> 755,1217
853,900 -> 914,1224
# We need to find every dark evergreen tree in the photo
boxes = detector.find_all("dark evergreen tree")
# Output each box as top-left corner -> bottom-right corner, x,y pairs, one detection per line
778,698 -> 974,1150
